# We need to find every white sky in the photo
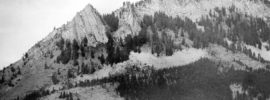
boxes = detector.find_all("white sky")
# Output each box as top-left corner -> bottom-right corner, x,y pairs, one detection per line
0,0 -> 141,69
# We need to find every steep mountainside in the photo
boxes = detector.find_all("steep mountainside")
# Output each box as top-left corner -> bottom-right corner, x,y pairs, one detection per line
1,0 -> 270,100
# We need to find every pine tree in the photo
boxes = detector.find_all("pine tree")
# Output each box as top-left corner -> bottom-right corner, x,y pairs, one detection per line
63,92 -> 66,98
45,63 -> 49,69
0,75 -> 4,84
258,54 -> 262,61
81,37 -> 88,47
24,53 -> 28,59
77,66 -> 80,75
59,92 -> 63,98
18,68 -> 22,75
98,54 -> 105,64
72,40 -> 79,60
80,37 -> 88,57
91,51 -> 95,58
115,47 -> 121,62
69,92 -> 73,100
58,69 -> 61,75
182,38 -> 186,45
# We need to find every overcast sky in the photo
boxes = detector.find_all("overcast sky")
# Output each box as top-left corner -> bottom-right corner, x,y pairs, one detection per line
0,0 -> 141,70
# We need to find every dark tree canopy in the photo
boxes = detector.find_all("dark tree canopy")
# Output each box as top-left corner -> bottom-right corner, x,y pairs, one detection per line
103,13 -> 119,32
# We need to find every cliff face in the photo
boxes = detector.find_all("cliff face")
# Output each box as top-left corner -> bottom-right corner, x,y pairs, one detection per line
62,4 -> 108,46
0,4 -> 109,100
1,0 -> 270,100
113,0 -> 270,39
44,4 -> 108,46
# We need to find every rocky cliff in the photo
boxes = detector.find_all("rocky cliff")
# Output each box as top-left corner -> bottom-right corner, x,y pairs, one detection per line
1,0 -> 270,100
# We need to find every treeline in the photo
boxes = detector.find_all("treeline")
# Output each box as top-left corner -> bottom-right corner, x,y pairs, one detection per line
139,7 -> 270,51
59,92 -> 75,100
207,7 -> 270,48
205,7 -> 270,62
21,89 -> 52,100
56,36 -> 103,65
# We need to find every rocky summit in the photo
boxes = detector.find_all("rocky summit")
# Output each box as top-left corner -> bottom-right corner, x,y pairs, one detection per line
1,0 -> 270,100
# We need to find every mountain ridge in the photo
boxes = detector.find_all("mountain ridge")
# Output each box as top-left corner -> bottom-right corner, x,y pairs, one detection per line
1,0 -> 270,100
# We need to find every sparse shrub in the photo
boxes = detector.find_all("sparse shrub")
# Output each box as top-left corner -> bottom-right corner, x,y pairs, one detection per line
23,53 -> 29,60
8,81 -> 14,87
11,67 -> 16,72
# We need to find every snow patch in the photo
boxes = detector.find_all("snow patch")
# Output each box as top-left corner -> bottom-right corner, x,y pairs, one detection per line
75,65 -> 113,82
245,44 -> 270,61
75,48 -> 207,83
129,48 -> 207,69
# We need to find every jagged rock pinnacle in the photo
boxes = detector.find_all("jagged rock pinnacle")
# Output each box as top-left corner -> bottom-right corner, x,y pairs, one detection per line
53,3 -> 108,46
